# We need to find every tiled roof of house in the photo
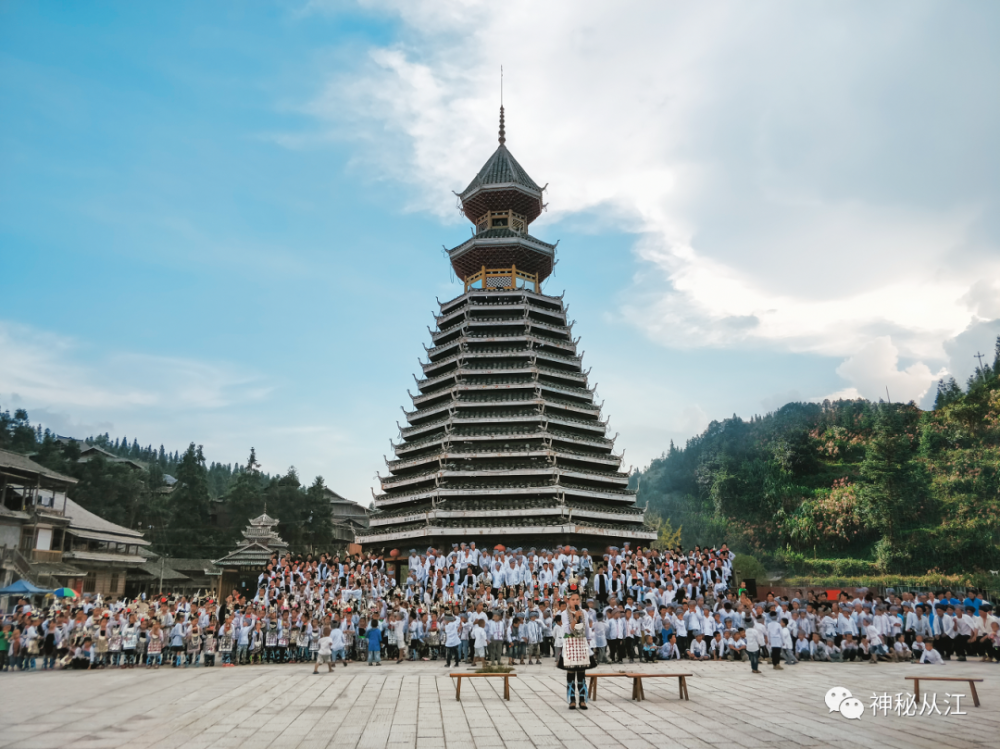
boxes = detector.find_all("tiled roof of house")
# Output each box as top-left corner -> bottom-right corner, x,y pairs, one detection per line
0,448 -> 78,485
63,497 -> 149,543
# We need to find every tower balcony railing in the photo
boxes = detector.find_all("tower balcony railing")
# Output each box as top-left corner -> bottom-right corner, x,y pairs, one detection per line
536,379 -> 594,401
540,414 -> 607,433
374,481 -> 638,508
425,337 -> 463,360
536,365 -> 587,384
409,377 -> 535,407
405,394 -> 542,422
553,447 -> 622,466
406,391 -> 600,419
546,429 -> 614,448
426,328 -> 575,358
411,377 -> 591,409
532,349 -> 583,367
391,425 -> 547,455
541,395 -> 602,416
386,444 -> 620,472
399,416 -> 450,438
526,332 -> 577,351
418,361 -> 533,390
393,434 -> 452,455
437,284 -> 557,316
369,501 -> 646,528
434,294 -> 567,328
447,426 -> 548,441
420,346 -> 582,376
418,362 -> 588,390
430,325 -> 466,345
463,265 -> 540,294
382,465 -> 559,490
388,446 -> 550,472
525,319 -> 573,336
438,299 -> 566,324
359,522 -> 657,544
451,412 -> 543,425
466,315 -> 571,333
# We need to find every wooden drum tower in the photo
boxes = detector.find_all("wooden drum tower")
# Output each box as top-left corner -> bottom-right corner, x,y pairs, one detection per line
359,109 -> 655,553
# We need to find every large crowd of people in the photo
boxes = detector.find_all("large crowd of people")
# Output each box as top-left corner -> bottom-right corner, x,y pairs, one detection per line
2,542 -> 997,708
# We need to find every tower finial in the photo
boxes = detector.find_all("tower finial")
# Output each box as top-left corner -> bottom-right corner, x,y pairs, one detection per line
499,65 -> 505,145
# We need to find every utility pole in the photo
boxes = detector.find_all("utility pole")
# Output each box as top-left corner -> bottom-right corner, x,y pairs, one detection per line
159,556 -> 164,595
974,351 -> 987,380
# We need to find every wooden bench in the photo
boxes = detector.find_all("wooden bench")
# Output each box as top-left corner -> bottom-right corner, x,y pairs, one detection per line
586,672 -> 633,701
905,676 -> 984,708
627,673 -> 692,702
449,672 -> 517,701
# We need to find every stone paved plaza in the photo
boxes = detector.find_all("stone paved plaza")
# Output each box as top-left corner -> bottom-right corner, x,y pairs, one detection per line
0,660 -> 996,749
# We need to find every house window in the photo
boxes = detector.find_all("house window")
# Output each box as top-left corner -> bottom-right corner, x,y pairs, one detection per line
35,528 -> 52,551
82,572 -> 97,593
110,573 -> 120,594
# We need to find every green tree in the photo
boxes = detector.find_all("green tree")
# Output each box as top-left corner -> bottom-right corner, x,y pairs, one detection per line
934,377 -> 964,409
303,476 -> 335,552
265,467 -> 304,548
167,443 -> 221,557
857,404 -> 927,571
643,510 -> 682,550
224,448 -> 265,545
71,455 -> 148,529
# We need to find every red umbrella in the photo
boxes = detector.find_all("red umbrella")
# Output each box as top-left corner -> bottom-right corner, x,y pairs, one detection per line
494,544 -> 505,552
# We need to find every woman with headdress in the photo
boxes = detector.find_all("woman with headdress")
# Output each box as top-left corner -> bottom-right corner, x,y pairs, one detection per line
557,587 -> 595,710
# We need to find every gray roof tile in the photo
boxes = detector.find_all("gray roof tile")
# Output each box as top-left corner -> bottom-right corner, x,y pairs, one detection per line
460,145 -> 541,198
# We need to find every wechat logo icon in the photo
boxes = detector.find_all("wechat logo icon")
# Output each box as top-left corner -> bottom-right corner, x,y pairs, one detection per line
825,687 -> 863,720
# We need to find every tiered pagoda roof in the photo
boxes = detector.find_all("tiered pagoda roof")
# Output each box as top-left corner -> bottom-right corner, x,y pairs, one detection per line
359,110 -> 654,551
214,511 -> 288,568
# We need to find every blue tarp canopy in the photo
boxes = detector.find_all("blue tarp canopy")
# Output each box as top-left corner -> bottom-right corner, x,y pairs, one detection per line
0,579 -> 53,596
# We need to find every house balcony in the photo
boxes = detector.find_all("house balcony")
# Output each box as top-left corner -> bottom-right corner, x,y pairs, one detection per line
30,549 -> 63,563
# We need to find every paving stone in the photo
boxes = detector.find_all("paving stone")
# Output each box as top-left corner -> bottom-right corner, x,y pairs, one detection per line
1,660 -> 997,748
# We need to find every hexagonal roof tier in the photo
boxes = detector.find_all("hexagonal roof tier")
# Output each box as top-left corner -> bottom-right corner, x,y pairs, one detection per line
457,107 -> 544,225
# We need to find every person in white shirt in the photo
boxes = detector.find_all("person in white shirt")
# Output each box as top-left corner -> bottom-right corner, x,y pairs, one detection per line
864,617 -> 889,663
313,627 -> 334,674
392,613 -> 407,665
709,632 -> 726,661
766,614 -> 785,670
658,634 -> 681,660
743,622 -> 766,674
920,639 -> 945,665
952,608 -> 974,661
443,615 -> 462,668
780,619 -> 797,665
794,632 -> 811,661
891,633 -> 912,662
472,620 -> 488,666
687,633 -> 710,660
328,622 -> 347,666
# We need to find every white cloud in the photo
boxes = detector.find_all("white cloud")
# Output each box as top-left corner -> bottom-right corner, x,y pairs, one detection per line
961,280 -> 1000,321
824,336 -> 946,404
0,322 -> 270,412
299,0 -> 1000,365
0,320 -> 375,503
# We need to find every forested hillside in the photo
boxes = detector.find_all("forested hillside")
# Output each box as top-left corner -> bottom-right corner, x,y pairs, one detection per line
0,413 -> 342,559
635,338 -> 1000,577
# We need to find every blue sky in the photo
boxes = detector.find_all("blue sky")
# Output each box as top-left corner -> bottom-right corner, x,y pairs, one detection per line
2,1 -> 999,505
